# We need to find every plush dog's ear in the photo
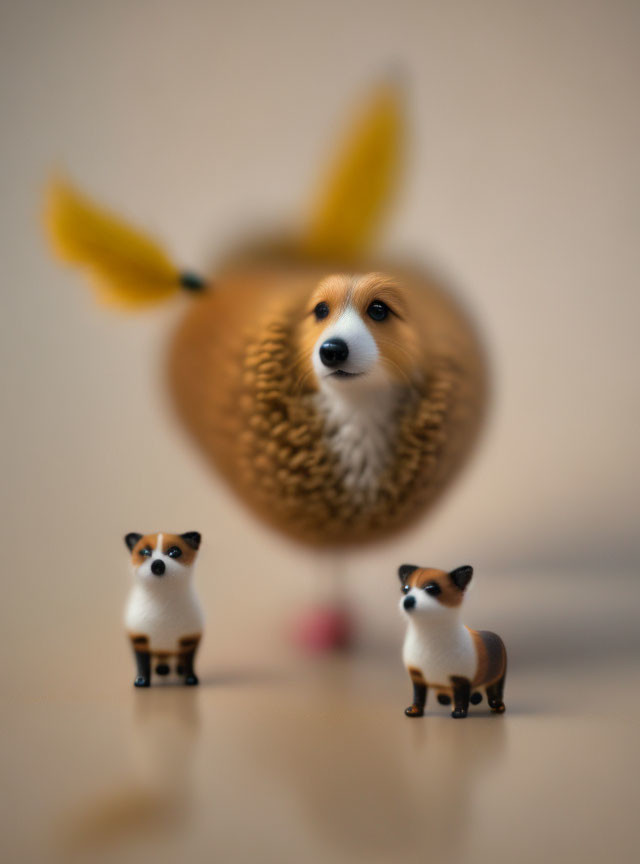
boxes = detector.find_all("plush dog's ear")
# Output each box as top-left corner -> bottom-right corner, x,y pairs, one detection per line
181,532 -> 201,550
125,533 -> 142,552
449,565 -> 473,591
398,564 -> 419,583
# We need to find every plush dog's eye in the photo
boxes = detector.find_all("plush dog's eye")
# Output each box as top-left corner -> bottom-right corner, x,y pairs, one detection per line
367,300 -> 389,321
402,584 -> 410,594
425,582 -> 442,596
167,546 -> 182,559
140,547 -> 152,557
314,302 -> 329,320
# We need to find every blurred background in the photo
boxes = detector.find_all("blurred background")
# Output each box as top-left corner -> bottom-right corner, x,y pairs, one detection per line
1,1 -> 639,862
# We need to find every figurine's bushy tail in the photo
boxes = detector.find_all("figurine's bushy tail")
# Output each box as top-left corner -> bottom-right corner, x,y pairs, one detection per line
44,177 -> 204,308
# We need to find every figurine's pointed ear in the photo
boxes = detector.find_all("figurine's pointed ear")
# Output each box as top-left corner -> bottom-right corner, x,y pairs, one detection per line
125,533 -> 142,552
301,79 -> 404,260
398,564 -> 418,583
181,532 -> 201,550
449,565 -> 473,591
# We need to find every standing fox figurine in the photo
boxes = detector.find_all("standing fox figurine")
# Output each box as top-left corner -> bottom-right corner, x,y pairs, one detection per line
124,531 -> 204,687
399,564 -> 506,718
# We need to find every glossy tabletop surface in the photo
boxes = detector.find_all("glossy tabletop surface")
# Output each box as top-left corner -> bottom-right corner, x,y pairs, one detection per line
4,568 -> 638,864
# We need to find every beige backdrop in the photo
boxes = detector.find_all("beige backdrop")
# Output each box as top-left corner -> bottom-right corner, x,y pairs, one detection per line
2,0 -> 638,644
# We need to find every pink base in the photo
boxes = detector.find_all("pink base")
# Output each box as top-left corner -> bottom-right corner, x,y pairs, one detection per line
290,606 -> 354,653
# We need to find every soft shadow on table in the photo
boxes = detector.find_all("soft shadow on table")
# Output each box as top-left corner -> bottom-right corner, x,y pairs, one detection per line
198,666 -> 289,688
56,688 -> 201,857
506,620 -> 640,673
235,673 -> 509,863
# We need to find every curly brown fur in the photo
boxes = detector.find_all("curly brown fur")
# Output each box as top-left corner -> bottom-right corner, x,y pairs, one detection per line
168,263 -> 486,547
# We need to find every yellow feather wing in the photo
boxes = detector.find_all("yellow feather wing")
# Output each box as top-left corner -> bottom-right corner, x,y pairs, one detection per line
301,80 -> 405,260
44,178 -> 182,308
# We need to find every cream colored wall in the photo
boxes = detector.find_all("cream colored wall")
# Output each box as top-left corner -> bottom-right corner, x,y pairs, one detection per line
1,0 -> 639,691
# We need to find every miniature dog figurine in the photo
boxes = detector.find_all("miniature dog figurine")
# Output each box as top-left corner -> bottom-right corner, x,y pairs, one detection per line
124,532 -> 204,687
398,564 -> 506,718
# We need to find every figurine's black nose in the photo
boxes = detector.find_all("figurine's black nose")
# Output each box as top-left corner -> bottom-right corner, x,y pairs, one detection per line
151,559 -> 166,576
403,595 -> 416,611
320,338 -> 349,368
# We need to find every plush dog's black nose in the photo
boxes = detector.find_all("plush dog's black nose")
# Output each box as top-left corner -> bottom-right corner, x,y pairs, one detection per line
320,338 -> 349,368
151,559 -> 166,576
403,595 -> 416,611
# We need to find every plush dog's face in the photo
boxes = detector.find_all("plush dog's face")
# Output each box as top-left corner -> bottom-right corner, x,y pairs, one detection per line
125,532 -> 201,583
398,564 -> 473,618
298,273 -> 420,392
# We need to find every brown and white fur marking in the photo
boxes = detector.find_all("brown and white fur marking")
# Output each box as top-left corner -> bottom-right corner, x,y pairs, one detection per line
398,564 -> 506,718
302,273 -> 420,500
124,531 -> 204,687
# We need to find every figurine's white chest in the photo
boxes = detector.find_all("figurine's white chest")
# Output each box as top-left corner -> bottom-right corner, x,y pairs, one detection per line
124,583 -> 204,653
403,621 -> 476,686
315,386 -> 398,498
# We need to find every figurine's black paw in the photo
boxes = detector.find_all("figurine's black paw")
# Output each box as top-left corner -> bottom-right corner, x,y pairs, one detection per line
489,701 -> 505,713
404,704 -> 424,718
184,675 -> 199,686
134,676 -> 150,688
470,692 -> 483,705
437,693 -> 452,706
176,665 -> 184,676
451,709 -> 468,719
155,663 -> 170,676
